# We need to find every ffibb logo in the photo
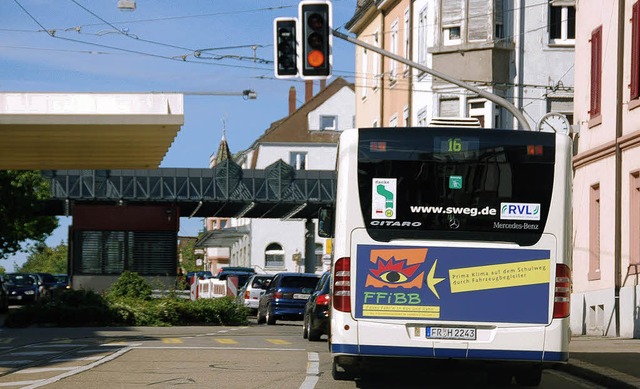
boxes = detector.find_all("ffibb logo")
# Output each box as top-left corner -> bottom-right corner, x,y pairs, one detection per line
500,202 -> 541,221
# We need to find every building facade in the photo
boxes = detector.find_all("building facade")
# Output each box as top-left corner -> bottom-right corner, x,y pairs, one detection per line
572,0 -> 640,338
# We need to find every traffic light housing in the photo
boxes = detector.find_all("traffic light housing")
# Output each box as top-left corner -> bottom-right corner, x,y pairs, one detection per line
299,1 -> 332,79
274,18 -> 298,78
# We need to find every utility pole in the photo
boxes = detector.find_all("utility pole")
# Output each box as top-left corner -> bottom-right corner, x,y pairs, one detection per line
331,30 -> 531,131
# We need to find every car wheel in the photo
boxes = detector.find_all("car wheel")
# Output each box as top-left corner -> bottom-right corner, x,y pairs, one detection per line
302,314 -> 309,339
308,317 -> 321,341
266,305 -> 276,325
256,306 -> 266,324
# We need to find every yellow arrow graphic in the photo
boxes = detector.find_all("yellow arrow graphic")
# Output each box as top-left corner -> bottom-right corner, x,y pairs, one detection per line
426,259 -> 446,299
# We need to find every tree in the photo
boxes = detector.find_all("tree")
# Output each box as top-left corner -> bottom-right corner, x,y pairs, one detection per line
179,238 -> 200,273
18,242 -> 68,274
0,171 -> 58,259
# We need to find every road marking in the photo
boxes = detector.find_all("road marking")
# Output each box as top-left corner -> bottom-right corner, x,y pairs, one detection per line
21,346 -> 133,389
161,338 -> 183,344
265,339 -> 291,345
214,338 -> 238,345
299,352 -> 320,389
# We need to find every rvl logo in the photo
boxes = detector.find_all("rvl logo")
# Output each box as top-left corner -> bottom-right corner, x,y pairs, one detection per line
500,202 -> 541,221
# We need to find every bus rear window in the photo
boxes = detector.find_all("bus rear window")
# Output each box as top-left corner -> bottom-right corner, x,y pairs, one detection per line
358,127 -> 556,246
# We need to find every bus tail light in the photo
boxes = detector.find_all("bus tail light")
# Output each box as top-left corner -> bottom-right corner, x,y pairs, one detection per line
553,264 -> 571,319
333,257 -> 351,313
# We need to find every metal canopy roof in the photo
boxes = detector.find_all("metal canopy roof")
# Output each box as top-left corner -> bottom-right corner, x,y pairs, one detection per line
0,93 -> 184,169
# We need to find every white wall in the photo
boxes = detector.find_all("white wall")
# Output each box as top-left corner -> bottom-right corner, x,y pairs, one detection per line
307,87 -> 355,131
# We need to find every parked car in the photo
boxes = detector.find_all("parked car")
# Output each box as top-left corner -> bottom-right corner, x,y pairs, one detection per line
303,271 -> 331,341
184,271 -> 214,289
218,268 -> 256,294
0,277 -> 9,312
257,272 -> 320,325
53,274 -> 71,290
32,273 -> 61,300
238,274 -> 274,314
216,267 -> 255,278
4,273 -> 39,305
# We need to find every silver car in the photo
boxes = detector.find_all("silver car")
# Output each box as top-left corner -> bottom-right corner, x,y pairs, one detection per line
238,274 -> 273,314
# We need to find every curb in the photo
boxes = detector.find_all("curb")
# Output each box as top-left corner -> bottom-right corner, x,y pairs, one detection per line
558,359 -> 640,389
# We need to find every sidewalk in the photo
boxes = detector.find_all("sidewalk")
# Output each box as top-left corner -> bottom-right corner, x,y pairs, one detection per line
560,336 -> 640,388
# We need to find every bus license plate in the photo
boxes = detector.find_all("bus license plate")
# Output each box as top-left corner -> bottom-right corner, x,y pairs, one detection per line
426,327 -> 476,340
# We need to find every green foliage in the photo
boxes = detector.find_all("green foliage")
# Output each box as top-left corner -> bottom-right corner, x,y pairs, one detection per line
19,242 -> 68,274
179,238 -> 199,273
106,271 -> 152,300
4,271 -> 250,328
0,171 -> 58,259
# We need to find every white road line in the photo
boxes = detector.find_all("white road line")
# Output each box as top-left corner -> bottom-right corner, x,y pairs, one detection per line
21,346 -> 133,389
299,352 -> 320,389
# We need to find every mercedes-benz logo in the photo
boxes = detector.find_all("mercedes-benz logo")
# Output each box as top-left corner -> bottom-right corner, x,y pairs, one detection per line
449,218 -> 460,229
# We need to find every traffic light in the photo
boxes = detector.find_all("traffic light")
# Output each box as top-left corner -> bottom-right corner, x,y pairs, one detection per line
299,1 -> 332,79
274,18 -> 298,78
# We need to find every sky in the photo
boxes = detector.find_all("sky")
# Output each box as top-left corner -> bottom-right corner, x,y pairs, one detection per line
1,0 -> 357,270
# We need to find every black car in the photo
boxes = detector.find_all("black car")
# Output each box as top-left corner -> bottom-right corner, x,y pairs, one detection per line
4,273 -> 39,305
257,272 -> 320,325
303,271 -> 331,341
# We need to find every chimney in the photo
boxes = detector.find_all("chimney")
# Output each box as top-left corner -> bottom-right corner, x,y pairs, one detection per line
305,80 -> 313,102
320,79 -> 326,90
288,86 -> 296,115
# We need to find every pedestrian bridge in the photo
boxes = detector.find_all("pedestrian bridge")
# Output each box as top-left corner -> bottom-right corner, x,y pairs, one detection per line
42,158 -> 336,220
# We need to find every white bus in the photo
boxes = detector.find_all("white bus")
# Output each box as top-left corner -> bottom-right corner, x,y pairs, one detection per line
318,126 -> 572,386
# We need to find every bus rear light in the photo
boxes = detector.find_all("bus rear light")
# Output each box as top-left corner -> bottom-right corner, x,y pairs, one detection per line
553,264 -> 571,319
333,257 -> 351,313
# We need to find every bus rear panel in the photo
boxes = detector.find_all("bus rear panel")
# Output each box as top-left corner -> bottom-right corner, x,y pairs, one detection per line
329,127 -> 572,384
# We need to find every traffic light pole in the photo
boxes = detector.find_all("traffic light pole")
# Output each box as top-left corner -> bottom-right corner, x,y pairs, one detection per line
331,29 -> 532,131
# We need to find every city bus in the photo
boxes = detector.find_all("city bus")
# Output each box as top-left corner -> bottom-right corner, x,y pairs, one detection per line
318,126 -> 572,386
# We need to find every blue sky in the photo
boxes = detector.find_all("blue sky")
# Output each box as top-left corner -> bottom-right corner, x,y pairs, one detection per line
1,0 -> 356,270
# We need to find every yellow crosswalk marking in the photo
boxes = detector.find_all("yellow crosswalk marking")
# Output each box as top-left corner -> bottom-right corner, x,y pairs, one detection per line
161,338 -> 183,344
265,339 -> 291,345
214,338 -> 238,345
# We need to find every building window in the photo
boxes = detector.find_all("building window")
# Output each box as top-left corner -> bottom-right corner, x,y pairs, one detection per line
631,2 -> 640,101
439,97 -> 460,117
549,2 -> 576,45
390,20 -> 399,84
630,173 -> 640,272
403,106 -> 410,127
417,108 -> 428,126
389,113 -> 398,127
495,0 -> 504,39
418,6 -> 429,65
468,99 -> 486,127
373,31 -> 380,90
320,115 -> 337,131
372,120 -> 379,128
403,8 -> 411,75
548,98 -> 574,125
289,152 -> 307,170
315,243 -> 324,268
468,0 -> 488,41
442,0 -> 462,46
589,184 -> 601,280
265,243 -> 284,268
361,48 -> 368,99
590,26 -> 602,120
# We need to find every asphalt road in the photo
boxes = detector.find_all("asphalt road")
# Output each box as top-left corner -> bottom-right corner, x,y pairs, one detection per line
0,316 -> 608,388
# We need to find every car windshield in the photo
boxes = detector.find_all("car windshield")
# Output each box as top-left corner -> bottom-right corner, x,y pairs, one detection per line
280,276 -> 319,289
5,274 -> 35,286
251,276 -> 273,289
39,273 -> 56,283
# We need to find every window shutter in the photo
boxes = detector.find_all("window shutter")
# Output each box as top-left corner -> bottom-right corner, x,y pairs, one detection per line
468,0 -> 488,41
590,27 -> 602,118
442,0 -> 462,25
631,2 -> 640,100
439,98 -> 460,117
495,0 -> 503,26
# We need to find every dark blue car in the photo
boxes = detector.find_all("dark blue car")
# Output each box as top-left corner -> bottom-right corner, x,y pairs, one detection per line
257,272 -> 320,325
4,273 -> 39,305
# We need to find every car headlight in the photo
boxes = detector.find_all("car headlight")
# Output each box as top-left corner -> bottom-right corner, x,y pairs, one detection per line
24,290 -> 35,295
